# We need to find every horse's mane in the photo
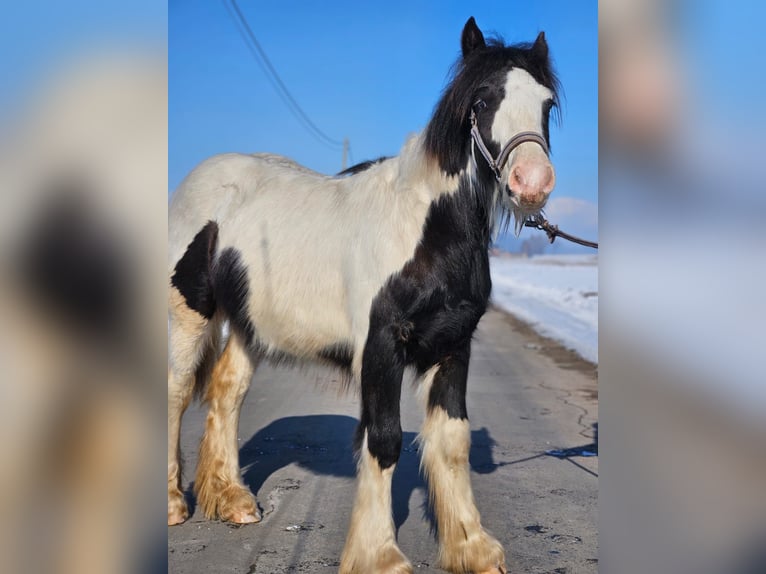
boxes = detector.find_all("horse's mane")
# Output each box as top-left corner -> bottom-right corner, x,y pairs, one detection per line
336,156 -> 391,177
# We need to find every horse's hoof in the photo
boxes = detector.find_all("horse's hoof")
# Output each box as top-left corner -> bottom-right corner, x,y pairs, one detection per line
439,528 -> 505,574
225,508 -> 262,524
168,492 -> 189,525
339,542 -> 412,574
377,544 -> 413,574
167,510 -> 188,526
216,484 -> 261,524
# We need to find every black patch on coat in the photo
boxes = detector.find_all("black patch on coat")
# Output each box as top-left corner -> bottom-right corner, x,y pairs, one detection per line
357,174 -> 497,465
336,156 -> 391,176
385,174 -> 494,372
317,342 -> 354,370
171,221 -> 219,319
213,247 -> 255,345
424,30 -> 560,176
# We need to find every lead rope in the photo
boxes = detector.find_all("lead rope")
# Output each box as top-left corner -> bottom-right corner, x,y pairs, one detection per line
524,215 -> 599,249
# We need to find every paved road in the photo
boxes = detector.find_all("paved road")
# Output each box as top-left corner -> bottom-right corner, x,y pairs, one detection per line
168,308 -> 598,574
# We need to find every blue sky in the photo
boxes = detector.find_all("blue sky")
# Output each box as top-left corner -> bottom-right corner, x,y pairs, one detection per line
170,1 -> 597,251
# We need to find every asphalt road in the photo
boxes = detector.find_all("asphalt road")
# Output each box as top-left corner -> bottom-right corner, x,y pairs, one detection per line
168,307 -> 598,574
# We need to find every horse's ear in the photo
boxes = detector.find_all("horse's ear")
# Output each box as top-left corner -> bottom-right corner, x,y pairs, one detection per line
532,31 -> 548,61
461,17 -> 486,57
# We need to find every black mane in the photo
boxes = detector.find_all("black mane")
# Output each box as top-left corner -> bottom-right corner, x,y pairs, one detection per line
424,38 -> 561,176
336,156 -> 391,177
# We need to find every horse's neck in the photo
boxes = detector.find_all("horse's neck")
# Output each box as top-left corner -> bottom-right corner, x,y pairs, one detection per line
389,133 -> 464,200
347,133 -> 498,247
396,137 -> 498,249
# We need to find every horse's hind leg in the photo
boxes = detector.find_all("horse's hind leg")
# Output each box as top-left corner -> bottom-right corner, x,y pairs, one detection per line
418,343 -> 506,574
194,331 -> 261,523
169,220 -> 221,525
168,286 -> 213,526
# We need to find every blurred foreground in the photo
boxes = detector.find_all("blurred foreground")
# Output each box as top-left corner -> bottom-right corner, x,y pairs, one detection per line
0,7 -> 167,573
600,0 -> 766,572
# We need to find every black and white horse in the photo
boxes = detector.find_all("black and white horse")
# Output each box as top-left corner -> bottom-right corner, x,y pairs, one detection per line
168,17 -> 559,574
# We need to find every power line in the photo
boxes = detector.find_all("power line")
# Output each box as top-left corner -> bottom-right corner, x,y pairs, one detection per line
223,0 -> 344,150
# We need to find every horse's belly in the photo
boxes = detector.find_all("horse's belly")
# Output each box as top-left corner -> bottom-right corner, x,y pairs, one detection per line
235,233 -> 360,358
247,286 -> 353,358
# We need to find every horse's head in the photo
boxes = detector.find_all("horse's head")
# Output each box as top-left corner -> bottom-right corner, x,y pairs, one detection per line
426,17 -> 560,233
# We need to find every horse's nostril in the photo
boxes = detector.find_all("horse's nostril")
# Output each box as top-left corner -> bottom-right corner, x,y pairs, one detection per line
520,192 -> 545,207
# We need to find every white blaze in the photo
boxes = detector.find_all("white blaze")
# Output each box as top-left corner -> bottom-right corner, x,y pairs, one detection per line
491,68 -> 554,235
491,68 -> 553,167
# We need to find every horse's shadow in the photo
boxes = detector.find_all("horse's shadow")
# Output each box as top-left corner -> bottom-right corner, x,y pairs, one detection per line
238,414 -> 499,531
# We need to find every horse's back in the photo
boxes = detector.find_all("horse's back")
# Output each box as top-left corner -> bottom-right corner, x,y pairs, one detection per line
168,153 -> 329,270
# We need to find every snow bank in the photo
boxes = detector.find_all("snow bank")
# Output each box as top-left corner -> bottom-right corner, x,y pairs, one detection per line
490,254 -> 598,363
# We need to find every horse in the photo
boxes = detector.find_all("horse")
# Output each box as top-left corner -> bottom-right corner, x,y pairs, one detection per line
168,17 -> 559,574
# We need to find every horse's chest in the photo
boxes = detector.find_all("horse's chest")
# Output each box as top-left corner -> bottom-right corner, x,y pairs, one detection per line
372,239 -> 491,365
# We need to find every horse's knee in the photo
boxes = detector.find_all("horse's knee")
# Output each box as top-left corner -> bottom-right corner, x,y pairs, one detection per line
366,422 -> 402,470
427,353 -> 469,420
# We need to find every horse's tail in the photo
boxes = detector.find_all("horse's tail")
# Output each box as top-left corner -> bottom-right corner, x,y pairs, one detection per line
170,220 -> 220,400
170,220 -> 254,401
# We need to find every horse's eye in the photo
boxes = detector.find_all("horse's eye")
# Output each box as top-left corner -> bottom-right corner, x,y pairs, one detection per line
473,100 -> 487,112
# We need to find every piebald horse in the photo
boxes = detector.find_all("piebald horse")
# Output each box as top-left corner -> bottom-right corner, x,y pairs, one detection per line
168,17 -> 559,574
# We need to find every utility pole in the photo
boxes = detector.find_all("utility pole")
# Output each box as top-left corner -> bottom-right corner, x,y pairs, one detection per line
341,137 -> 349,171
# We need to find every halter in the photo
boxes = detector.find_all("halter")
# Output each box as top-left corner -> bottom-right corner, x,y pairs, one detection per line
469,100 -> 550,183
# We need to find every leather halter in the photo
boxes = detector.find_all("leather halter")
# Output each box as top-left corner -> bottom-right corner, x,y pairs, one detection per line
469,100 -> 549,183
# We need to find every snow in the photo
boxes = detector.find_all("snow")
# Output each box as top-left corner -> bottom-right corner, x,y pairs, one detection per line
490,253 -> 598,364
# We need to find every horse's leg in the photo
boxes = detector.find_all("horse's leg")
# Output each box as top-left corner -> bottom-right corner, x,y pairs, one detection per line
340,327 -> 411,574
419,343 -> 506,574
168,286 -> 212,526
194,330 -> 261,523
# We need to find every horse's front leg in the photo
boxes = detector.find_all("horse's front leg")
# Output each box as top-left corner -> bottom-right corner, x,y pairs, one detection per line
419,342 -> 506,574
340,322 -> 412,574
